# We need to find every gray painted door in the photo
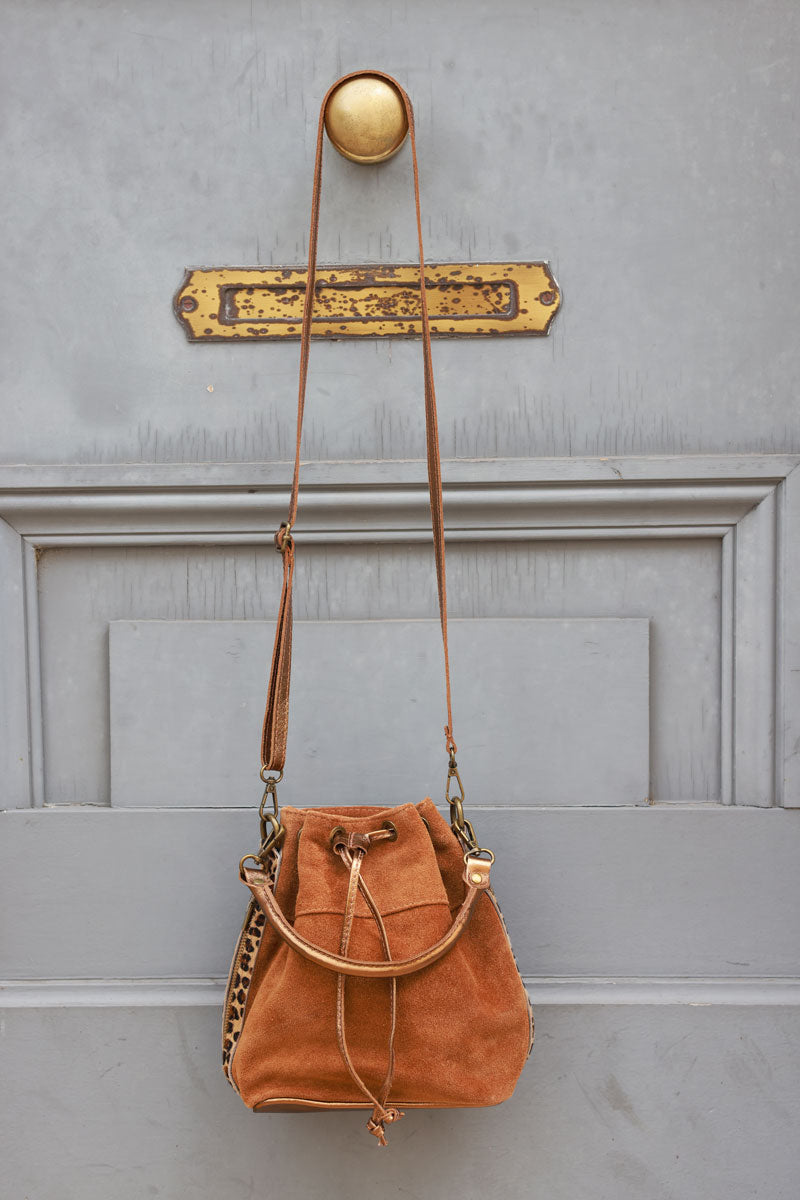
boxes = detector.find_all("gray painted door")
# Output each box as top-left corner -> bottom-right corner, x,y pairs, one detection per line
2,3 -> 800,1197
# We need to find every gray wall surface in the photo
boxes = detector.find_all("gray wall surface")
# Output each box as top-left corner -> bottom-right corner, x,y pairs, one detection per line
1,2 -> 800,1198
1,0 -> 799,464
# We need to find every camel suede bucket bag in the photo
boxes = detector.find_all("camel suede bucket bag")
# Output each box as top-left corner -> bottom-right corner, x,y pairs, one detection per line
222,71 -> 533,1145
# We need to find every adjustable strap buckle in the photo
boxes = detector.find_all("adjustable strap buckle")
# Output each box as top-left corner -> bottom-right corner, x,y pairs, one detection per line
274,522 -> 293,553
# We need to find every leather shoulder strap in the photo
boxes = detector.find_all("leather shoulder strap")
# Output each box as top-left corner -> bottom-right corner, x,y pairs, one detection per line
260,70 -> 456,775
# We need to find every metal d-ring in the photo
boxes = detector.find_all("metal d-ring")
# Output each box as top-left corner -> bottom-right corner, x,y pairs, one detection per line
463,847 -> 495,866
239,853 -> 265,879
329,825 -> 346,850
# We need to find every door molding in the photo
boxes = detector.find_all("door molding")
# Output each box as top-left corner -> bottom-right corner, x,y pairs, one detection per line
1,454 -> 798,808
3,975 -> 800,1009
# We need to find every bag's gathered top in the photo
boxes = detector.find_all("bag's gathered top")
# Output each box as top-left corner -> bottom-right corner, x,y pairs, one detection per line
223,71 -> 533,1145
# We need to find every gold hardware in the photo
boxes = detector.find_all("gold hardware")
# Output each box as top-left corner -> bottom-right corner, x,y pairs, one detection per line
174,262 -> 561,342
242,771 -> 286,868
446,763 -> 464,806
471,872 -> 483,884
259,783 -> 279,822
449,795 -> 465,827
446,757 -> 482,854
239,852 -> 264,878
329,825 -> 346,849
258,809 -> 285,851
259,777 -> 283,842
239,811 -> 285,881
274,523 -> 293,553
238,806 -> 286,878
381,820 -> 398,842
455,817 -> 479,853
324,74 -> 408,164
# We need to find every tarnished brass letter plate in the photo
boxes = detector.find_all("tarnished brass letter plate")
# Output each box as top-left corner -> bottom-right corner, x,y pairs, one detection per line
173,262 -> 560,342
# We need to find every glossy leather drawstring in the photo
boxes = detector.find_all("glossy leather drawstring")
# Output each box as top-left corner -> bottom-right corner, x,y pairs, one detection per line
332,831 -> 404,1145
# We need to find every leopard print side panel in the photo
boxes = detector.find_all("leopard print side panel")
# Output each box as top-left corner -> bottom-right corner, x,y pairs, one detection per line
487,888 -> 535,1055
221,856 -> 277,1089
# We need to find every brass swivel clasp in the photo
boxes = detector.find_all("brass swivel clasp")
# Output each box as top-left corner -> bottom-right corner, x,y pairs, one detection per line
446,750 -> 479,853
239,768 -> 286,880
258,769 -> 285,851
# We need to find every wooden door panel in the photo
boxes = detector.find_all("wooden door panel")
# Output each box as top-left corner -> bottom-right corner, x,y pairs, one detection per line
2,0 -> 800,1193
3,806 -> 798,981
35,526 -> 722,806
109,617 -> 649,808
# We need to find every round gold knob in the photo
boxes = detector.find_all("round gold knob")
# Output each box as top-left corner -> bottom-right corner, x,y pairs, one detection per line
324,74 -> 408,164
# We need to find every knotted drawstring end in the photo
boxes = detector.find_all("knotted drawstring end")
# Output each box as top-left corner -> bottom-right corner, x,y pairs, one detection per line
333,833 -> 403,1147
366,1105 -> 405,1146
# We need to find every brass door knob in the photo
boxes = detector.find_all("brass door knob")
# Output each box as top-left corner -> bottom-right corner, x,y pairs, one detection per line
324,74 -> 408,164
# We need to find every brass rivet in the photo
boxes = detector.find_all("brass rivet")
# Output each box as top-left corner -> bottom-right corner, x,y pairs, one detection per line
324,74 -> 409,164
471,872 -> 483,884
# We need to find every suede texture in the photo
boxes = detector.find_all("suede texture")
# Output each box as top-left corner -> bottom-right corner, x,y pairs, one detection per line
232,799 -> 533,1110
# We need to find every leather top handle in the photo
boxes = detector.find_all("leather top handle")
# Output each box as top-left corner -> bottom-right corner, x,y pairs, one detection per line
259,70 -> 457,776
241,851 -> 492,978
